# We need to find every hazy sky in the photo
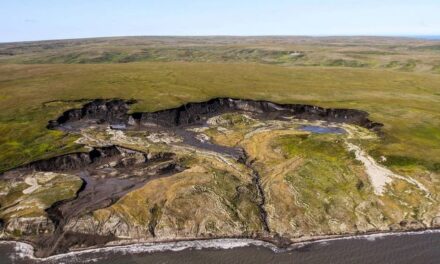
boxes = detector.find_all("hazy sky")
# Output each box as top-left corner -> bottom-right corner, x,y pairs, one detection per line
2,0 -> 440,42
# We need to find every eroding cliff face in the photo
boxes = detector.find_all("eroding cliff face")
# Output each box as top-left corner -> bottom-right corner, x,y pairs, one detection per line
47,98 -> 383,131
2,98 -> 439,258
47,99 -> 135,129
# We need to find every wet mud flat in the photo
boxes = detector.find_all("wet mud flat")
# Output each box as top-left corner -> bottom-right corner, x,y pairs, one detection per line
0,98 -> 384,258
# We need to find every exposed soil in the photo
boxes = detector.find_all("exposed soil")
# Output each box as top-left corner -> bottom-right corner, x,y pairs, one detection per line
47,98 -> 383,131
1,98 -> 384,257
2,145 -> 184,257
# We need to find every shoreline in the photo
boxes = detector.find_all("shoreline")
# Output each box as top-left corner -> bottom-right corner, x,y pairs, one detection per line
3,228 -> 440,262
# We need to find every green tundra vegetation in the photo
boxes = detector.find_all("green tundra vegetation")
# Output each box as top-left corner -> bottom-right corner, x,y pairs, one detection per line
2,36 -> 440,74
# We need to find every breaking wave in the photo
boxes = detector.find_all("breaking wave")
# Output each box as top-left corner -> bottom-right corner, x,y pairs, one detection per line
3,229 -> 440,263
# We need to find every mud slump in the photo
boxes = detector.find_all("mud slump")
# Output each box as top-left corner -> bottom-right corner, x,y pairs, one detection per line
2,145 -> 183,257
1,98 -> 383,258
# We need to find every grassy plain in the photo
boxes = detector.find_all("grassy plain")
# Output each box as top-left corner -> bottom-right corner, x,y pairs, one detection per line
1,37 -> 440,173
2,36 -> 440,74
0,61 -> 439,173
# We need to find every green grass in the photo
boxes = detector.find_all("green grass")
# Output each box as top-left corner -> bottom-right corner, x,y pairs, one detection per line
270,132 -> 437,230
210,169 -> 261,230
269,133 -> 383,232
275,134 -> 360,195
274,134 -> 352,164
0,62 -> 439,174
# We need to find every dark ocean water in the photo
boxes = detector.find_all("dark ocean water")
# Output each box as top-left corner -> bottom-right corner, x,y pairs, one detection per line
1,232 -> 440,264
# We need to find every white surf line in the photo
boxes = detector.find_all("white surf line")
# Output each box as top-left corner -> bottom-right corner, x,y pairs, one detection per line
296,228 -> 440,246
4,239 -> 280,262
345,142 -> 430,197
5,229 -> 440,262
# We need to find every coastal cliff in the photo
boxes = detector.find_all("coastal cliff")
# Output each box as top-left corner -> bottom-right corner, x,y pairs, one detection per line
1,98 -> 438,258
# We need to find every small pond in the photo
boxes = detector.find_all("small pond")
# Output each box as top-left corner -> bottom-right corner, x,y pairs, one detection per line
298,125 -> 346,134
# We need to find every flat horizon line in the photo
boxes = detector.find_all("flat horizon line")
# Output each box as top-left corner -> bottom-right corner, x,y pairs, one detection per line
1,34 -> 440,44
